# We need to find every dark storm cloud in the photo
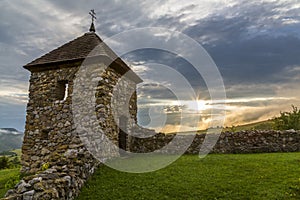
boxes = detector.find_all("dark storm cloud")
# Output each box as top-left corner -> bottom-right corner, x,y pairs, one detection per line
48,0 -> 158,37
206,34 -> 300,84
123,49 -> 206,87
1,0 -> 300,130
181,1 -> 300,86
103,0 -> 300,95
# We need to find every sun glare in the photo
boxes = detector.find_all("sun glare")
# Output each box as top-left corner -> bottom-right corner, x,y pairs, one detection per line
169,100 -> 209,111
184,100 -> 210,112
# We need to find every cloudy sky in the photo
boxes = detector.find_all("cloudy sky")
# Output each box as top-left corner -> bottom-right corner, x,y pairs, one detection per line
1,0 -> 300,132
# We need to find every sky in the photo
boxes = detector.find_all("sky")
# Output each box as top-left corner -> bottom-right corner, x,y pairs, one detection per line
0,0 -> 300,132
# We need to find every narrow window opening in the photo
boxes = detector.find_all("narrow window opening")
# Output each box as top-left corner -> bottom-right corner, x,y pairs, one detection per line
56,80 -> 69,101
63,83 -> 69,101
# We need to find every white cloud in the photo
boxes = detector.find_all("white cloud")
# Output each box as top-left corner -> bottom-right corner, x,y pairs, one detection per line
146,0 -> 238,22
6,1 -> 84,52
0,79 -> 28,104
129,64 -> 150,75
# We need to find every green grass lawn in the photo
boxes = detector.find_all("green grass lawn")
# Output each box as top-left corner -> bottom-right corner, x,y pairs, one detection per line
0,168 -> 20,197
77,153 -> 300,200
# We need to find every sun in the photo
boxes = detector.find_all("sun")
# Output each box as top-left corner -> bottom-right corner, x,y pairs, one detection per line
196,100 -> 207,111
180,100 -> 210,112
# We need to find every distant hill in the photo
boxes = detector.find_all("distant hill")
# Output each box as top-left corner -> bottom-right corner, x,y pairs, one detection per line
167,120 -> 275,134
0,128 -> 23,153
222,120 -> 275,132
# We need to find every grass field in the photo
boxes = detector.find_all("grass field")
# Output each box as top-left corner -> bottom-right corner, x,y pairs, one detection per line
0,168 -> 20,197
10,149 -> 21,157
77,153 -> 300,200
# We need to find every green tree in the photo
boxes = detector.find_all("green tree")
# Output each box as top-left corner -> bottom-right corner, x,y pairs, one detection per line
11,157 -> 20,167
0,156 -> 9,169
273,105 -> 300,130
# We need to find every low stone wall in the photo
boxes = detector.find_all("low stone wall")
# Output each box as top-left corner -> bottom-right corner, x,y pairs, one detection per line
3,166 -> 97,200
2,141 -> 100,200
130,130 -> 300,154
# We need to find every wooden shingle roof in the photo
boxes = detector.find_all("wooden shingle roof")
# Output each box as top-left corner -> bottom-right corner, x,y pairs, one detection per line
24,32 -> 142,83
25,32 -> 115,67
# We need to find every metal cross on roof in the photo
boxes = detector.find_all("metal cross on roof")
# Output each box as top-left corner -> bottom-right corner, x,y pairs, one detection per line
89,9 -> 97,23
89,9 -> 97,32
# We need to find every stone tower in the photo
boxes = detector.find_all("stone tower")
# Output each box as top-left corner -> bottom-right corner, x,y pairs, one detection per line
22,26 -> 141,173
21,27 -> 142,175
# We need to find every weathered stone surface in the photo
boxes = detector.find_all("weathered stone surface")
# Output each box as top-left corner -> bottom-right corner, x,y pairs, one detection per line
15,180 -> 31,194
33,182 -> 45,192
28,177 -> 42,186
23,190 -> 34,200
3,54 -> 139,199
130,129 -> 300,154
64,149 -> 78,159
40,148 -> 50,156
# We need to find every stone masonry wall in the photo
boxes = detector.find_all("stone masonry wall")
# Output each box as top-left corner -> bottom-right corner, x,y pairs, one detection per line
3,60 -> 138,200
130,129 -> 300,154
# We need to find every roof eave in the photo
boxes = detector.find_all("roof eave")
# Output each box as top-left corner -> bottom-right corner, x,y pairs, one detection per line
24,55 -> 143,84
